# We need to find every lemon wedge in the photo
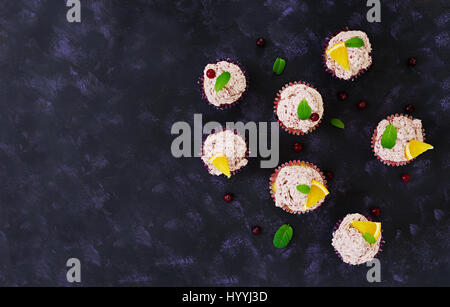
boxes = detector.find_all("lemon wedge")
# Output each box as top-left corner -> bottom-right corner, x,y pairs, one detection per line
405,140 -> 433,161
326,41 -> 350,71
305,180 -> 329,209
208,153 -> 231,178
351,221 -> 381,241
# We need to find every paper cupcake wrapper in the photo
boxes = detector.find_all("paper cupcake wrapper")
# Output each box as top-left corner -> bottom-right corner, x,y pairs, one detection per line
200,126 -> 249,177
198,58 -> 249,110
332,215 -> 384,266
273,81 -> 323,135
269,160 -> 327,214
322,27 -> 373,81
371,113 -> 426,167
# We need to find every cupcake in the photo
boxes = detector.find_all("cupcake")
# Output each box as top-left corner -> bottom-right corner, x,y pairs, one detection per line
274,82 -> 324,135
371,114 -> 433,166
324,29 -> 372,80
200,60 -> 247,109
269,161 -> 329,214
201,129 -> 248,177
332,213 -> 382,265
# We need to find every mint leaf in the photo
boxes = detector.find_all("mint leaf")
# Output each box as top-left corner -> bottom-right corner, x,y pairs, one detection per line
273,224 -> 293,249
297,99 -> 311,120
330,118 -> 345,129
381,124 -> 397,149
363,232 -> 376,244
296,184 -> 310,194
273,57 -> 286,75
214,72 -> 231,92
345,37 -> 364,48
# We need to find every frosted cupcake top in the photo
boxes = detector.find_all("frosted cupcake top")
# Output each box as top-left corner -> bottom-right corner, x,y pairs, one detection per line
325,30 -> 372,80
374,115 -> 423,163
201,130 -> 248,176
203,61 -> 246,107
274,164 -> 325,212
276,83 -> 324,133
332,213 -> 381,265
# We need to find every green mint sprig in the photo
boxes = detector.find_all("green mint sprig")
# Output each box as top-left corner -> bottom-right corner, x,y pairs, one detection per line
345,37 -> 364,48
273,57 -> 286,75
381,124 -> 397,149
297,99 -> 312,120
273,224 -> 293,249
296,184 -> 311,194
214,72 -> 231,92
363,232 -> 376,244
330,118 -> 345,129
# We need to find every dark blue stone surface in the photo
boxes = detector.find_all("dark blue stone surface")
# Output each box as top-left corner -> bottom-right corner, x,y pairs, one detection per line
0,0 -> 448,286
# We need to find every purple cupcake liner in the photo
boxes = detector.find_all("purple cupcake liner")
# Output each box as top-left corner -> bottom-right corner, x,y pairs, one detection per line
332,214 -> 384,266
198,58 -> 249,110
371,113 -> 426,167
269,160 -> 327,214
322,27 -> 373,81
200,126 -> 249,177
273,81 -> 323,135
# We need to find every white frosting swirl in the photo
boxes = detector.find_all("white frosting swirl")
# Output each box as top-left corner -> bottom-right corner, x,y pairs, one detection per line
332,213 -> 381,265
201,130 -> 248,176
276,83 -> 324,133
203,61 -> 246,107
274,164 -> 325,212
325,30 -> 372,80
374,115 -> 423,163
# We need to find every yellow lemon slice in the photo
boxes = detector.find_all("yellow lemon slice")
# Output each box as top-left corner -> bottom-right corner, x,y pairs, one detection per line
351,221 -> 381,241
305,180 -> 329,209
208,153 -> 231,178
405,140 -> 433,161
326,41 -> 350,71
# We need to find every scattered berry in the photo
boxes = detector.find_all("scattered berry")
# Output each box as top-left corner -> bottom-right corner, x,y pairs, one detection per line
357,100 -> 367,109
405,104 -> 415,114
401,173 -> 410,183
252,226 -> 261,235
337,91 -> 348,101
206,69 -> 216,79
408,57 -> 417,67
325,171 -> 334,181
223,193 -> 233,202
370,207 -> 381,217
256,37 -> 266,47
293,143 -> 303,152
310,113 -> 320,122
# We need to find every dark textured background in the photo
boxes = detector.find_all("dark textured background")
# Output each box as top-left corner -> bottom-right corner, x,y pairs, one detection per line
0,0 -> 448,286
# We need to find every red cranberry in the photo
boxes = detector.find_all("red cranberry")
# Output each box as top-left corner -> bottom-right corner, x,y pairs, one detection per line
357,100 -> 367,109
325,171 -> 334,181
370,207 -> 381,217
252,226 -> 261,235
256,37 -> 266,47
408,57 -> 417,67
310,113 -> 320,122
337,91 -> 348,101
405,104 -> 415,114
223,193 -> 233,202
293,143 -> 303,152
206,69 -> 216,79
401,173 -> 410,183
